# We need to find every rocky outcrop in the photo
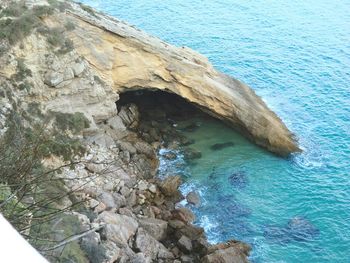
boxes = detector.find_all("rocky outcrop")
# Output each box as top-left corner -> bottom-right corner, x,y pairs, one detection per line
62,2 -> 299,156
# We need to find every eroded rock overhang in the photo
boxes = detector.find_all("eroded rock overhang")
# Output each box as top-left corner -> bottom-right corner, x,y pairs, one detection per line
66,3 -> 301,156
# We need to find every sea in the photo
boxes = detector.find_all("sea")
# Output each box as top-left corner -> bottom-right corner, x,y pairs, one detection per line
80,1 -> 350,262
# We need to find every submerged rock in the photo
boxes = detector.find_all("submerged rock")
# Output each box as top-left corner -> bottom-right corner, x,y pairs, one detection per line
287,216 -> 320,241
183,123 -> 201,132
264,216 -> 319,244
210,142 -> 235,151
183,147 -> 202,161
228,171 -> 249,189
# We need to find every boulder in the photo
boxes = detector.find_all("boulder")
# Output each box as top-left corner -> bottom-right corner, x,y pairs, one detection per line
135,228 -> 174,261
159,175 -> 182,196
138,218 -> 168,241
72,62 -> 85,76
210,142 -> 235,151
186,191 -> 200,207
44,71 -> 64,87
178,235 -> 193,254
172,208 -> 195,223
202,240 -> 251,263
118,104 -> 139,129
183,147 -> 202,161
96,211 -> 138,247
97,191 -> 116,210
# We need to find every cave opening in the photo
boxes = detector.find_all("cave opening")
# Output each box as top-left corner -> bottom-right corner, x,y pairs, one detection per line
115,89 -> 209,147
116,89 -> 205,124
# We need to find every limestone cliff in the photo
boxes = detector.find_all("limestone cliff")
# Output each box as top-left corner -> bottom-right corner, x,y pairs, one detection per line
0,1 -> 299,156
65,3 -> 300,156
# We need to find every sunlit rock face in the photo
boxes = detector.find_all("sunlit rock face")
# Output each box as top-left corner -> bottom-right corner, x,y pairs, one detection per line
65,3 -> 300,156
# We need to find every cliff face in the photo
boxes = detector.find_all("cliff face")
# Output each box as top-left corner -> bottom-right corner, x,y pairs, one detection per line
65,4 -> 300,156
0,1 -> 300,156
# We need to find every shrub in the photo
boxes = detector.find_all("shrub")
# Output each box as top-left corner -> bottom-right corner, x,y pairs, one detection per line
64,21 -> 76,31
13,58 -> 32,81
0,15 -> 40,45
32,5 -> 54,18
0,1 -> 27,18
79,3 -> 97,18
51,111 -> 90,134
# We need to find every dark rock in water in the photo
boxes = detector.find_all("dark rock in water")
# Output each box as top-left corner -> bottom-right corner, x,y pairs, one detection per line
263,226 -> 291,244
228,171 -> 248,189
264,216 -> 319,244
186,191 -> 201,207
183,123 -> 201,132
222,201 -> 252,218
179,137 -> 195,146
163,151 -> 177,160
183,147 -> 202,161
210,142 -> 235,151
287,216 -> 320,241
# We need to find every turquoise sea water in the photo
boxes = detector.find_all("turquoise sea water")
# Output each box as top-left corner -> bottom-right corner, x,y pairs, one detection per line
80,1 -> 350,262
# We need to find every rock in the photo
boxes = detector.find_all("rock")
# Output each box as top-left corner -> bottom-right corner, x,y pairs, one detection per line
228,171 -> 249,189
118,141 -> 137,155
163,151 -> 177,160
168,219 -> 186,230
210,142 -> 235,151
137,180 -> 149,191
202,247 -> 248,263
183,147 -> 202,161
96,211 -> 138,247
183,123 -> 200,132
263,225 -> 290,244
130,253 -> 148,263
44,71 -> 64,87
178,225 -> 204,241
178,235 -> 193,254
72,62 -> 85,76
120,186 -> 130,197
148,184 -> 157,193
287,216 -> 319,241
63,68 -> 75,81
264,216 -> 319,244
172,208 -> 195,223
138,218 -> 168,241
89,198 -> 99,209
135,228 -> 174,261
112,192 -> 127,209
186,191 -> 200,207
193,237 -> 210,256
97,191 -> 116,210
134,141 -> 155,158
68,5 -> 300,156
127,190 -> 137,207
118,207 -> 135,218
159,175 -> 182,196
181,255 -> 195,263
118,104 -> 139,129
203,240 -> 251,263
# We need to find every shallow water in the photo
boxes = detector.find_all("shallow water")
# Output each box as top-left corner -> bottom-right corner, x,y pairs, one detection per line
81,1 -> 350,262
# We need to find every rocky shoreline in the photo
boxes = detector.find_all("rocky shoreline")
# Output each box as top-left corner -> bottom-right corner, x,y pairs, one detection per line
53,96 -> 251,263
0,1 -> 301,262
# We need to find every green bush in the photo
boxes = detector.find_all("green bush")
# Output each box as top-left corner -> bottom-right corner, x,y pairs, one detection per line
13,58 -> 32,81
0,15 -> 40,45
0,1 -> 27,18
52,112 -> 90,134
32,5 -> 54,18
65,21 -> 76,31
